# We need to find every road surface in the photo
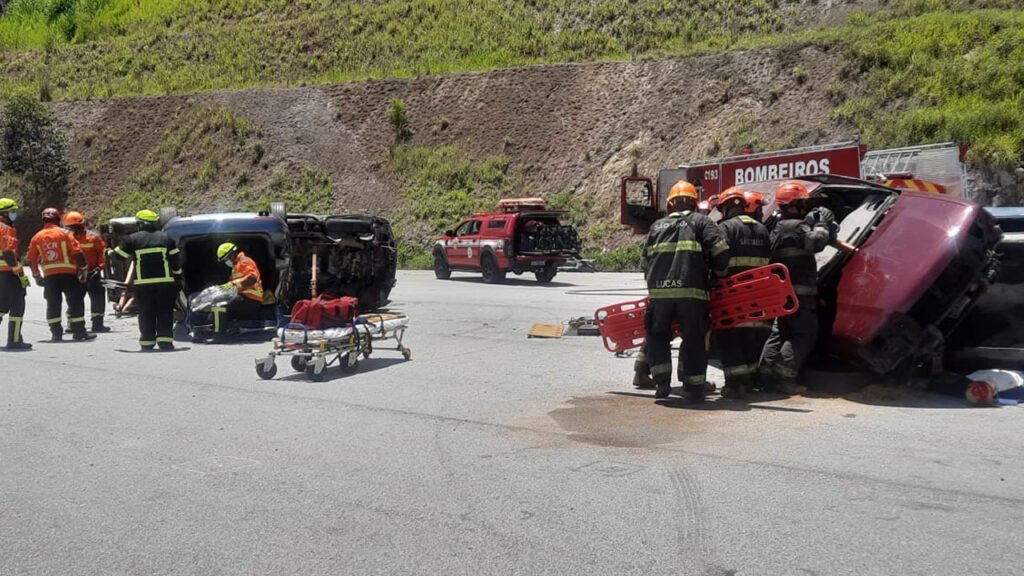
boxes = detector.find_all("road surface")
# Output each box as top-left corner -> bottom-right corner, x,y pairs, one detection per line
3,271 -> 1022,575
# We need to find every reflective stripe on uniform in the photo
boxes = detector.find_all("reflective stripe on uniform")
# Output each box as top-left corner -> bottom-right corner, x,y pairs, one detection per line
773,363 -> 800,378
133,247 -> 173,285
738,216 -> 758,224
723,363 -> 758,377
793,285 -> 818,296
650,363 -> 672,377
683,374 -> 707,387
91,313 -> 104,318
169,248 -> 180,256
68,316 -> 85,323
10,316 -> 23,342
734,321 -> 772,329
710,241 -> 728,256
211,306 -> 226,333
113,246 -> 131,259
156,336 -> 174,344
729,256 -> 769,269
47,317 -> 62,325
649,287 -> 708,301
140,340 -> 156,346
648,240 -> 701,254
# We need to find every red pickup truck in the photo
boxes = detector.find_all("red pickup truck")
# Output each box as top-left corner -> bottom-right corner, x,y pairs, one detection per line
434,198 -> 582,284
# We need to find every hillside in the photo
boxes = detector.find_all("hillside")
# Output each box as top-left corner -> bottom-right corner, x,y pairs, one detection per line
2,0 -> 1023,268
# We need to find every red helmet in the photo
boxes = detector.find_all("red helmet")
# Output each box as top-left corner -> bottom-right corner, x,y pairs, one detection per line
775,181 -> 810,206
717,187 -> 746,209
744,192 -> 765,214
63,210 -> 86,226
41,207 -> 61,222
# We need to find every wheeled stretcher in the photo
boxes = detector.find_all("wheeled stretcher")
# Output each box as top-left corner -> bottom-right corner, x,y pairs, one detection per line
255,313 -> 411,381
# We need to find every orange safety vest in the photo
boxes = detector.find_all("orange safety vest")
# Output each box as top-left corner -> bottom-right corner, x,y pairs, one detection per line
231,252 -> 264,302
75,230 -> 107,270
28,224 -> 82,277
0,221 -> 22,274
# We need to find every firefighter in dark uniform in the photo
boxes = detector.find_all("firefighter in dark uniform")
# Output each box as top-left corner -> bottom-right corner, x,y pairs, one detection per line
711,187 -> 771,398
644,180 -> 730,402
759,181 -> 836,395
0,198 -> 32,350
111,210 -> 182,351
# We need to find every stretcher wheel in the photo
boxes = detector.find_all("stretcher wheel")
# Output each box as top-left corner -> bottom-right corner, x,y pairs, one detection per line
256,361 -> 277,380
401,347 -> 412,360
290,356 -> 308,372
340,352 -> 359,374
308,366 -> 325,382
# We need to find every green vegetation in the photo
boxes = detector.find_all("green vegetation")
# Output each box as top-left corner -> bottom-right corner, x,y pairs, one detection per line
105,105 -> 333,219
0,95 -> 70,230
387,144 -> 513,268
829,8 -> 1024,167
2,1 -> 1020,167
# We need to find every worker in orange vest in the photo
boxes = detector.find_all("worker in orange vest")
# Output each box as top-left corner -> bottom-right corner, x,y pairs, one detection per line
27,208 -> 95,342
210,242 -> 264,337
63,210 -> 111,333
0,198 -> 32,350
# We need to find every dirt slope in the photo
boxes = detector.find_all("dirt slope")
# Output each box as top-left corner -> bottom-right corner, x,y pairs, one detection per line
51,46 -> 856,247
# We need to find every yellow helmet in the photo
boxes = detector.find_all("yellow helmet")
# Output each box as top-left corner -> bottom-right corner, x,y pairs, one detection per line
216,242 -> 238,261
0,198 -> 18,211
135,209 -> 160,223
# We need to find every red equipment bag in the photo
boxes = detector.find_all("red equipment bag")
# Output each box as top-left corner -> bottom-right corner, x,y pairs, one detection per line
594,264 -> 798,353
290,296 -> 359,329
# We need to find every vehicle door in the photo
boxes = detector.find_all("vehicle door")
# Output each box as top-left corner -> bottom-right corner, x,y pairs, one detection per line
448,219 -> 482,268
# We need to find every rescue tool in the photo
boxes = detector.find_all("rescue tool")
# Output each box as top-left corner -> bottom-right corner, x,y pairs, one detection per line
595,264 -> 798,353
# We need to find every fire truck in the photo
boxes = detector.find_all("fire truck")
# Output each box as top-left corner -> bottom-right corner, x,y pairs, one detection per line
618,141 -> 1003,375
620,140 -> 966,234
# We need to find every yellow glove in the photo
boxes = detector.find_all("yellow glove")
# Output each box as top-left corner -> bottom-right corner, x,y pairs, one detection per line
19,275 -> 29,288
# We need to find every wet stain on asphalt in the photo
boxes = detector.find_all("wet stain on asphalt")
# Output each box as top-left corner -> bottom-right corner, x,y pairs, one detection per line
548,394 -> 708,448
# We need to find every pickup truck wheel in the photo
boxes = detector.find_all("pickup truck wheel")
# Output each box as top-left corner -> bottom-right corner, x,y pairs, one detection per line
535,262 -> 558,284
481,253 -> 506,284
433,249 -> 451,280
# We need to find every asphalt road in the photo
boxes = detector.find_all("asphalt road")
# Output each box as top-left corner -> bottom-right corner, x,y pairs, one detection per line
3,270 -> 1023,576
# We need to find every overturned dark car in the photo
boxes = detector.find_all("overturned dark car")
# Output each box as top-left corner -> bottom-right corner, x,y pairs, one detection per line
158,206 -> 397,339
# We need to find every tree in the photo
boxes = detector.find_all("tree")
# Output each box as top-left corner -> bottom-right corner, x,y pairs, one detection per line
386,99 -> 412,146
0,96 -> 72,232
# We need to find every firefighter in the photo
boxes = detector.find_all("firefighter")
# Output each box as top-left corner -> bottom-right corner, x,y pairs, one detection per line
63,211 -> 110,333
711,187 -> 771,398
759,181 -> 836,395
0,198 -> 32,350
644,180 -> 730,402
744,191 -> 766,221
210,242 -> 265,336
111,210 -> 181,351
27,208 -> 94,342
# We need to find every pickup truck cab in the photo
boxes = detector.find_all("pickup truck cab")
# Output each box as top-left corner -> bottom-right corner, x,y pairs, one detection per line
434,198 -> 581,284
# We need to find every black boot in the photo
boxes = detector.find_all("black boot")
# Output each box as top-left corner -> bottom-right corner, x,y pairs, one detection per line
71,324 -> 96,341
92,316 -> 111,333
5,318 -> 32,351
685,385 -> 706,404
50,325 -> 63,342
655,381 -> 672,399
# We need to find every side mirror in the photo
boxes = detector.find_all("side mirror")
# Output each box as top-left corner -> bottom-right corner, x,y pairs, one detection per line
445,229 -> 455,237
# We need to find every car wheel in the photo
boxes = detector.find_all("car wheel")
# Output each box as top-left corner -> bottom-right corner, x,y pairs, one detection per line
434,248 -> 451,280
535,262 -> 557,284
481,253 -> 506,284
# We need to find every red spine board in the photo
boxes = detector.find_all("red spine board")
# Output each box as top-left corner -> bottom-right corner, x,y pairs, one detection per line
595,264 -> 799,353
